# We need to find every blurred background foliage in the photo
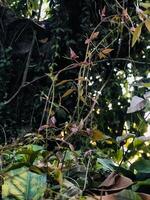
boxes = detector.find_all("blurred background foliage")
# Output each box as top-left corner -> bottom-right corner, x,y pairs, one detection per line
0,0 -> 150,163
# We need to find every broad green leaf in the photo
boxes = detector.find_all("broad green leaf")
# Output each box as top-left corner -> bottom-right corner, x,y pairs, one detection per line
85,190 -> 143,200
132,24 -> 143,47
133,138 -> 144,148
130,159 -> 150,174
145,19 -> 150,32
15,145 -> 44,166
2,167 -> 46,200
132,178 -> 150,192
114,190 -> 142,200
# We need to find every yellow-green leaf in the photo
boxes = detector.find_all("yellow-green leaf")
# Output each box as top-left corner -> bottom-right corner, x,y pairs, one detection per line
132,24 -> 143,47
145,19 -> 150,32
62,88 -> 76,98
143,82 -> 150,88
140,3 -> 150,9
2,167 -> 46,200
54,169 -> 63,185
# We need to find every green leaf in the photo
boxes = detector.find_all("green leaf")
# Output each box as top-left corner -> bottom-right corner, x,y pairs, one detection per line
132,24 -> 143,47
115,190 -> 142,200
130,159 -> 150,174
132,178 -> 150,192
54,169 -> 63,185
97,158 -> 116,171
133,138 -> 144,148
2,167 -> 46,200
115,149 -> 123,163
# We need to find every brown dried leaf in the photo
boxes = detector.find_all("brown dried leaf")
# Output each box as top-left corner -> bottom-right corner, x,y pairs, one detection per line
62,88 -> 76,98
56,79 -> 72,86
99,171 -> 133,192
102,48 -> 114,55
139,193 -> 150,200
90,32 -> 99,40
99,48 -> 113,59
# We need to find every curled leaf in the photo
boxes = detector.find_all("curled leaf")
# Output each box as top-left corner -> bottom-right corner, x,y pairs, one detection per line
69,48 -> 79,60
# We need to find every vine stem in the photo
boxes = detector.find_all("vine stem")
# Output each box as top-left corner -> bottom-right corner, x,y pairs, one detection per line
82,157 -> 91,193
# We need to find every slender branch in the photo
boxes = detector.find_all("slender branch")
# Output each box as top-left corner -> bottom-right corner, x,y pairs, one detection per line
82,157 -> 91,193
97,58 -> 150,65
4,31 -> 35,105
0,124 -> 7,145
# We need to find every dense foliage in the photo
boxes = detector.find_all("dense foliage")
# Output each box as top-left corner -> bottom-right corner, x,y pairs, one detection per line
0,0 -> 150,199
